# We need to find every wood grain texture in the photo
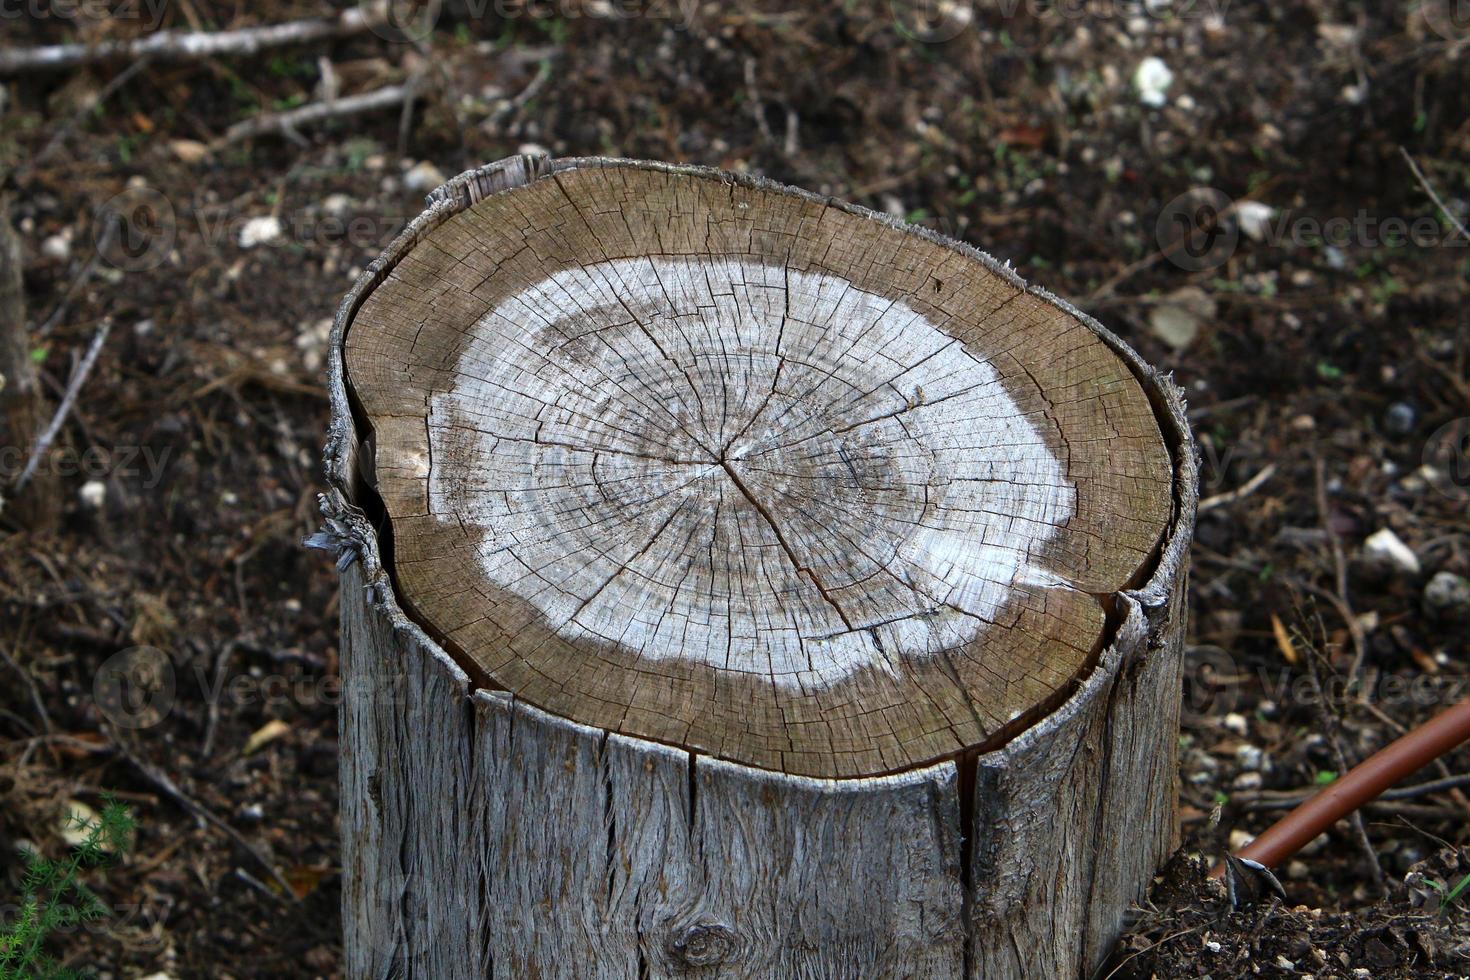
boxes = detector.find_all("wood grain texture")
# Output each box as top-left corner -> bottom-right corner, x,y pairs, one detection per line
343,158 -> 1173,779
326,156 -> 1197,978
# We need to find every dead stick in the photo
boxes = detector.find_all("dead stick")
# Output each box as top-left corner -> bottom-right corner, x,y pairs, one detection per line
109,733 -> 296,902
0,645 -> 54,736
213,84 -> 418,148
0,5 -> 386,74
14,317 -> 111,493
1400,146 -> 1470,242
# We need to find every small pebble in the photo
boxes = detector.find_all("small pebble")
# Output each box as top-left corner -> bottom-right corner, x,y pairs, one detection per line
1424,571 -> 1470,622
403,160 -> 448,194
79,480 -> 107,509
1222,712 -> 1249,736
238,215 -> 283,249
1229,828 -> 1256,851
1133,57 -> 1174,107
1236,201 -> 1275,242
1383,401 -> 1417,436
1362,527 -> 1421,575
1231,771 -> 1263,790
1235,744 -> 1267,772
169,139 -> 209,164
41,232 -> 72,261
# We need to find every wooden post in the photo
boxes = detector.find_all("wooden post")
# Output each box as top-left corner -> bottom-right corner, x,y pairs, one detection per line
323,156 -> 1197,979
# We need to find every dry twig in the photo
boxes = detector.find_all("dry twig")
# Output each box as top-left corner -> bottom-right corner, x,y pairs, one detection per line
15,317 -> 112,493
0,5 -> 386,74
213,84 -> 420,148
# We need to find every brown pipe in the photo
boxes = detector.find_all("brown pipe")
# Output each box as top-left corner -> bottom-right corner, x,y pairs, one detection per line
1210,697 -> 1470,878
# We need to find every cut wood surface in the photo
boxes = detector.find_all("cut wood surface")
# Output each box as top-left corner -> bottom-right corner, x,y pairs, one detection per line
343,158 -> 1173,778
327,156 -> 1196,978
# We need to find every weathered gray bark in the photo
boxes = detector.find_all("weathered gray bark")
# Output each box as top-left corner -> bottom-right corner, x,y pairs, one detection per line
324,156 -> 1198,979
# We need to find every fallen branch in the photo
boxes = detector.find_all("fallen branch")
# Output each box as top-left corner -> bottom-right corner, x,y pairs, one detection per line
0,5 -> 386,75
14,317 -> 111,493
1401,146 -> 1470,243
108,733 -> 296,902
1198,463 -> 1277,512
213,84 -> 418,148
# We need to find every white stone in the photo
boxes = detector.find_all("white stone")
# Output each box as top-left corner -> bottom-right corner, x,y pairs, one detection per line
1236,201 -> 1275,242
322,193 -> 354,217
1363,527 -> 1420,575
1133,57 -> 1174,107
41,231 -> 72,261
238,215 -> 283,249
404,161 -> 448,193
79,480 -> 107,509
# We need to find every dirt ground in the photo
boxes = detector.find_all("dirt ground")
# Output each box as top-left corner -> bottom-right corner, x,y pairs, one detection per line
1,1 -> 1469,977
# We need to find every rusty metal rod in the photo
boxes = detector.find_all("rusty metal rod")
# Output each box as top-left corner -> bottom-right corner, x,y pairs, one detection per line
1211,698 -> 1470,878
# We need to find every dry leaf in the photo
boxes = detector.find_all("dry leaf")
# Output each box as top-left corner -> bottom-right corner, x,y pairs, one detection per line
1270,614 -> 1298,665
243,718 -> 292,756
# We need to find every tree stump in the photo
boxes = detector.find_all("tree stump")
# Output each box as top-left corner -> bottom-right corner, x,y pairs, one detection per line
323,155 -> 1197,979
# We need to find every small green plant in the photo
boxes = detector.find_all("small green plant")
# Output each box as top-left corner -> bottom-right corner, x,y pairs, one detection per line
1439,872 -> 1470,912
0,797 -> 135,980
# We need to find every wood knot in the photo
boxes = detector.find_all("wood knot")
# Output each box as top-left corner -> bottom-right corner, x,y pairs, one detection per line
668,922 -> 738,967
